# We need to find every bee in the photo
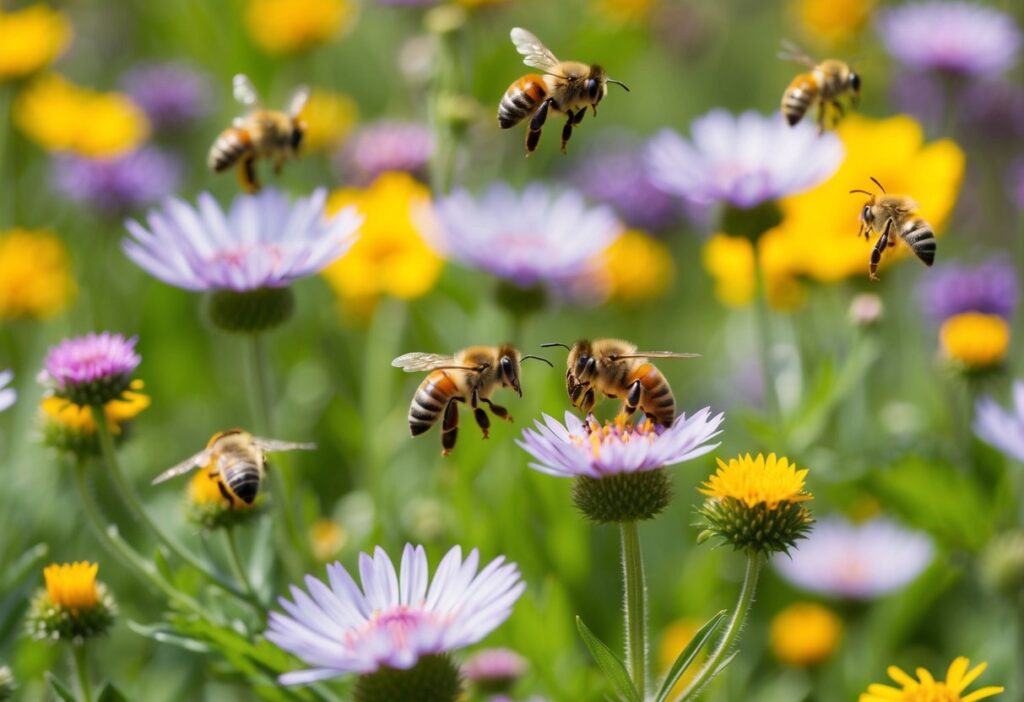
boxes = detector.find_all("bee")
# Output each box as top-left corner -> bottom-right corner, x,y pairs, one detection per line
498,27 -> 629,155
208,74 -> 310,194
392,345 -> 552,456
541,340 -> 698,428
778,41 -> 860,131
850,177 -> 936,281
152,429 -> 315,506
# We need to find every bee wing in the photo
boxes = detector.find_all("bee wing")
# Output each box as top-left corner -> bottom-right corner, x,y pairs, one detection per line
777,39 -> 816,67
233,74 -> 262,108
391,352 -> 478,373
287,85 -> 310,117
250,437 -> 316,453
612,351 -> 702,359
152,449 -> 213,485
510,27 -> 560,72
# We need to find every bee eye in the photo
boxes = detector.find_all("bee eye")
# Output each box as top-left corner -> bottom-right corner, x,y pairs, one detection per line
850,73 -> 861,91
500,356 -> 513,377
290,125 -> 303,149
575,356 -> 590,377
585,79 -> 599,100
862,205 -> 872,220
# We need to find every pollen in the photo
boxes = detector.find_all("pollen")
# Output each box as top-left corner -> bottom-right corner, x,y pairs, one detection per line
44,562 -> 100,613
700,453 -> 812,509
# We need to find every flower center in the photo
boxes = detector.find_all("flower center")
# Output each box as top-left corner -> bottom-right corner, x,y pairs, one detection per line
901,683 -> 959,702
569,415 -> 660,458
209,243 -> 283,271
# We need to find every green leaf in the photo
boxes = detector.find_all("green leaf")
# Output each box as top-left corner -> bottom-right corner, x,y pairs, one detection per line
0,543 -> 48,593
576,616 -> 641,702
44,672 -> 77,702
127,620 -> 212,653
679,651 -> 739,702
655,610 -> 727,702
97,683 -> 130,702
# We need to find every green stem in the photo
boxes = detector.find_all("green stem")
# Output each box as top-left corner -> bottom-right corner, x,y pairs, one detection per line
675,551 -> 763,701
752,243 -> 783,435
223,527 -> 260,608
90,406 -> 250,602
620,521 -> 647,700
71,644 -> 94,702
245,334 -> 274,435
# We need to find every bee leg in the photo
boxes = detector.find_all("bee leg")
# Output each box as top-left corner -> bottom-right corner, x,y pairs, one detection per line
622,379 -> 642,418
526,99 -> 551,155
273,154 -> 286,176
216,480 -> 235,508
581,389 -> 596,414
573,109 -> 586,126
483,398 -> 513,423
831,100 -> 845,127
441,400 -> 459,456
570,381 -> 586,406
869,218 -> 893,281
560,112 -> 575,154
815,102 -> 826,135
237,155 -> 260,193
470,389 -> 490,439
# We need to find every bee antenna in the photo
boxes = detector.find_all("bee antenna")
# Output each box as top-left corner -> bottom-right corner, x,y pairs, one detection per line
521,354 -> 554,367
869,176 -> 886,193
849,189 -> 873,196
607,79 -> 630,92
540,342 -> 572,351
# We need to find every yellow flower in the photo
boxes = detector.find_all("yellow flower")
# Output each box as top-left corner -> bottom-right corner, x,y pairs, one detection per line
41,381 -> 150,436
245,0 -> 354,55
0,228 -> 75,319
658,618 -> 703,696
455,0 -> 512,7
299,89 -> 358,152
859,657 -> 1004,702
0,5 -> 71,81
594,0 -> 658,23
309,518 -> 347,562
600,229 -> 674,303
322,172 -> 444,311
44,562 -> 100,612
770,602 -> 841,667
701,234 -> 804,309
940,313 -> 1009,369
793,0 -> 874,46
701,453 -> 812,509
14,74 -> 149,157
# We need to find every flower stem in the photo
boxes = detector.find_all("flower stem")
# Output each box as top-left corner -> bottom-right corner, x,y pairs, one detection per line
752,243 -> 783,433
223,527 -> 260,608
620,521 -> 648,700
71,644 -> 94,702
675,551 -> 763,701
89,406 -> 250,603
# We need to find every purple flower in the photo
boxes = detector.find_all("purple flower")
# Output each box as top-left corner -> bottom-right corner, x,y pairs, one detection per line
877,2 -> 1021,77
123,188 -> 361,292
773,517 -> 935,599
266,544 -> 525,684
39,333 -> 141,406
119,62 -> 213,130
0,370 -> 15,413
336,121 -> 434,185
917,259 -> 1018,323
646,110 -> 843,209
428,183 -> 623,294
975,380 -> 1024,462
517,409 -> 723,479
52,147 -> 182,214
462,648 -> 527,685
1010,158 -> 1024,210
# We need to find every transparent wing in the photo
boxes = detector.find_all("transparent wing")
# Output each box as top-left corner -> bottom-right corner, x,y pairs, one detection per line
233,74 -> 262,108
612,351 -> 701,360
777,39 -> 816,67
152,448 -> 212,485
250,437 -> 316,453
391,352 -> 476,372
287,85 -> 310,116
510,27 -> 560,72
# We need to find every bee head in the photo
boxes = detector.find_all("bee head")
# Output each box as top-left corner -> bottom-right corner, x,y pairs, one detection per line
850,177 -> 886,225
567,340 -> 597,383
848,71 -> 861,94
290,117 -> 305,151
586,66 -> 609,105
496,344 -> 522,397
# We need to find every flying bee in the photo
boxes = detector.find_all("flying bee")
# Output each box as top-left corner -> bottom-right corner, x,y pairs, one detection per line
850,177 -> 936,281
392,345 -> 553,456
541,339 -> 698,428
152,429 -> 315,507
498,27 -> 629,155
778,41 -> 861,132
207,74 -> 310,194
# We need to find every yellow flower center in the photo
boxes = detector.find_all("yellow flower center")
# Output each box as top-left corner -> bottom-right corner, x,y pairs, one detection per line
600,230 -> 674,303
44,562 -> 100,612
940,313 -> 1009,369
299,89 -> 358,152
569,415 -> 659,459
795,0 -> 874,45
770,602 -> 842,667
859,657 -> 1004,702
0,5 -> 71,80
41,381 -> 149,435
700,453 -> 812,508
0,228 -> 75,320
309,519 -> 347,562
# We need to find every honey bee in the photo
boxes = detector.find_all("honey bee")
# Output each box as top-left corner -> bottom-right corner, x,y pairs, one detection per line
208,74 -> 310,194
152,429 -> 315,506
850,177 -> 936,281
498,27 -> 629,155
541,339 -> 699,428
392,345 -> 552,455
778,41 -> 860,131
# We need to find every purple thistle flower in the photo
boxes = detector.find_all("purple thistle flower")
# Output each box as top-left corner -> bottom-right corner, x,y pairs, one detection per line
462,648 -> 527,686
877,2 -> 1022,77
428,183 -> 623,296
122,188 -> 361,292
975,380 -> 1024,462
39,333 -> 141,406
517,409 -> 723,479
119,62 -> 213,131
336,121 -> 434,185
0,370 -> 15,413
646,110 -> 843,209
917,259 -> 1018,324
266,544 -> 525,685
52,146 -> 182,215
773,517 -> 935,599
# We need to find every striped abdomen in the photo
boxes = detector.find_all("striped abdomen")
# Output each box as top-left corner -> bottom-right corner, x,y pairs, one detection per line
498,75 -> 547,129
409,371 -> 459,436
221,457 -> 262,505
900,217 -> 936,267
629,363 -> 676,428
781,74 -> 819,126
208,127 -> 253,172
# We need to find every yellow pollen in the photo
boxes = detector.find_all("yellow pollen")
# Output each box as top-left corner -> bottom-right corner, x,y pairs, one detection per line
41,380 -> 149,435
700,452 -> 812,509
44,562 -> 100,613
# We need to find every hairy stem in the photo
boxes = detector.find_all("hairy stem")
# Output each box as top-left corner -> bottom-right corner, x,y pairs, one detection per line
72,644 -> 94,702
223,527 -> 260,609
752,243 -> 783,432
620,521 -> 648,700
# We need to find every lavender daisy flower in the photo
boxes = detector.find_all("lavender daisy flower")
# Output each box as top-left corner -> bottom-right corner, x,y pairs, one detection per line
918,260 -> 1018,324
646,110 -> 843,210
39,333 -> 140,406
877,2 -> 1022,77
337,121 -> 434,185
773,517 -> 935,599
462,648 -> 526,693
975,380 -> 1024,462
0,370 -> 15,413
266,544 -> 524,699
52,146 -> 182,215
119,62 -> 213,131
